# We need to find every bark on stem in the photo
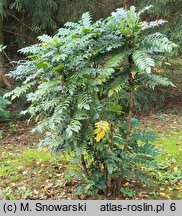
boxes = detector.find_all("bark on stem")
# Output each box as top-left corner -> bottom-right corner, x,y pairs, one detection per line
0,10 -> 5,88
124,72 -> 134,152
81,154 -> 89,177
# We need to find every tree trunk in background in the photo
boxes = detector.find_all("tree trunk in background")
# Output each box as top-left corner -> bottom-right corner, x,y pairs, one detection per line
57,0 -> 132,25
0,4 -> 5,88
0,9 -> 11,89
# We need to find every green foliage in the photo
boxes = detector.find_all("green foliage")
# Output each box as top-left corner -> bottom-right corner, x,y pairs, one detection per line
137,73 -> 175,89
142,33 -> 177,53
120,187 -> 136,198
0,44 -> 6,52
0,130 -> 3,139
132,50 -> 155,74
0,96 -> 11,122
3,186 -> 33,200
1,0 -> 58,31
8,122 -> 17,133
135,0 -> 182,54
6,6 -> 176,196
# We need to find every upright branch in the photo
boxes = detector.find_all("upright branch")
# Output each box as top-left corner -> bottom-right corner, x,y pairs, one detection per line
124,71 -> 134,152
81,154 -> 89,177
0,12 -> 5,88
124,54 -> 135,152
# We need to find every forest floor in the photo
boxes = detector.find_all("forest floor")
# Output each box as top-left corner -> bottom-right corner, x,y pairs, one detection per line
0,107 -> 182,200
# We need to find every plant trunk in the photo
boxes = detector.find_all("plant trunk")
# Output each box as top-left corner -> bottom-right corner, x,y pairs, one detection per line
107,176 -> 111,195
124,71 -> 134,152
81,154 -> 89,177
0,7 -> 5,88
0,63 -> 4,87
103,164 -> 107,196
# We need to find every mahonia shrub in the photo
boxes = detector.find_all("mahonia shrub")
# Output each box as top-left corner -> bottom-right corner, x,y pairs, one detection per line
6,6 -> 176,197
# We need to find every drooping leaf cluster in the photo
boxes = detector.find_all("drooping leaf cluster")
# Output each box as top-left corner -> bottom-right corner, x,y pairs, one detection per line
134,0 -> 182,54
6,6 -> 176,196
